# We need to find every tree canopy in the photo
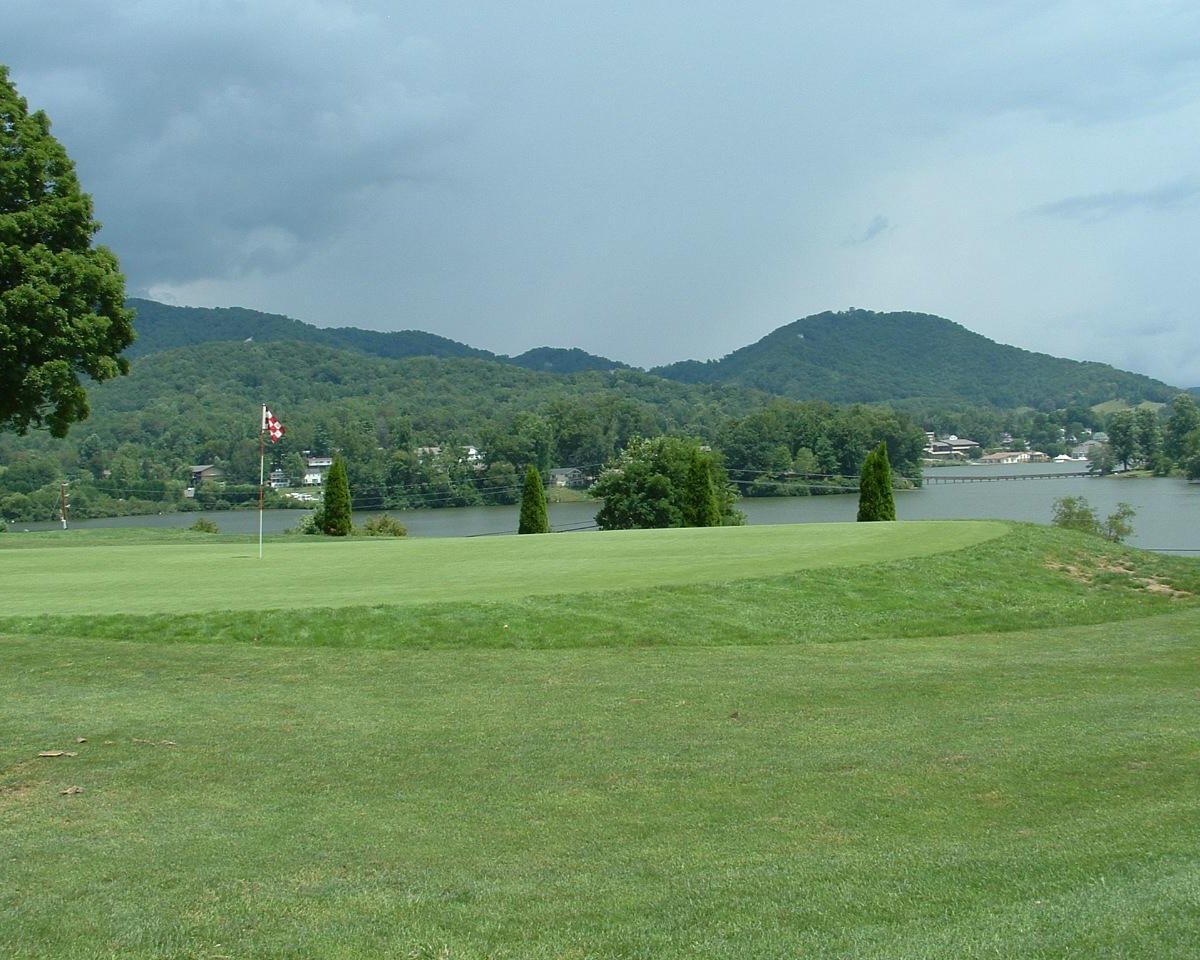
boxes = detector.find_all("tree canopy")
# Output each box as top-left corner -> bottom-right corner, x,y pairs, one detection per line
1,65 -> 135,437
592,436 -> 743,531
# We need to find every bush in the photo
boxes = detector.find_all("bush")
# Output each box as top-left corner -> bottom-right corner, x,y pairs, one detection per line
592,436 -> 743,530
358,514 -> 408,537
294,510 -> 325,535
1051,496 -> 1135,542
188,517 -> 220,533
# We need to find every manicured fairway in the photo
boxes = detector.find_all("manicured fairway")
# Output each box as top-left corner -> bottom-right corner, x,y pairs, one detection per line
2,613 -> 1199,958
2,522 -> 1199,958
0,520 -> 1005,616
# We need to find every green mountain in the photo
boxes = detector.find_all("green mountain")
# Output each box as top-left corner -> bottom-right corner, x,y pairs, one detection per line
652,309 -> 1177,408
126,299 -> 626,371
508,346 -> 630,374
125,299 -> 495,361
126,300 -> 1178,410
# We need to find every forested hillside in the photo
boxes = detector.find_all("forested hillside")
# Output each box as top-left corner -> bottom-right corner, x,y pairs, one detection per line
129,300 -> 1179,410
126,299 -> 628,370
654,309 -> 1178,408
0,338 -> 928,521
3,300 -> 1194,525
125,299 -> 498,361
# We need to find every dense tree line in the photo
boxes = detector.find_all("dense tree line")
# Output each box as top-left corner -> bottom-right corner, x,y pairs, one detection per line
1096,395 -> 1200,478
3,331 -> 1196,525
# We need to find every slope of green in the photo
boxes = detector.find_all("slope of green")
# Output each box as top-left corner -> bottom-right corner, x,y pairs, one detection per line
2,523 -> 1197,652
508,345 -> 630,373
126,299 -> 628,370
0,521 -> 1004,617
1,522 -> 1198,958
125,298 -> 495,361
30,339 -> 764,490
90,339 -> 761,440
654,309 -> 1178,408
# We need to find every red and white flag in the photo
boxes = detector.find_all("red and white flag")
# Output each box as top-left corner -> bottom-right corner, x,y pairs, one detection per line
262,406 -> 286,443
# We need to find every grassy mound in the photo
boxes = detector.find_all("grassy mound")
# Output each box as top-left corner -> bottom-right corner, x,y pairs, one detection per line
0,520 -> 1007,616
2,522 -> 1196,649
2,522 -> 1198,958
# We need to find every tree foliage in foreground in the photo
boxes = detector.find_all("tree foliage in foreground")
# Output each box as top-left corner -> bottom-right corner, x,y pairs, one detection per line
592,437 -> 743,530
1,65 -> 135,437
856,442 -> 897,522
518,464 -> 550,534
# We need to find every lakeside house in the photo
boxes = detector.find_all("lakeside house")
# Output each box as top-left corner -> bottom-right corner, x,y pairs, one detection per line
924,434 -> 980,460
546,467 -> 587,488
980,451 -> 1028,465
980,450 -> 1050,465
302,455 -> 333,486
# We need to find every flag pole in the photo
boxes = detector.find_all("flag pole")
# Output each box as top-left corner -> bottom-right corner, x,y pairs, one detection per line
258,404 -> 266,560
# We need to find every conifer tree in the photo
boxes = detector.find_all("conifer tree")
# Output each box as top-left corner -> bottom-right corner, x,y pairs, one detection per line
1,66 -> 135,437
518,464 -> 550,534
856,442 -> 896,521
322,455 -> 353,536
682,448 -> 721,527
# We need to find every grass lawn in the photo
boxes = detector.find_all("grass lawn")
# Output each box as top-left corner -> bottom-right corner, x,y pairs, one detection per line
0,520 -> 1005,616
2,521 -> 1199,958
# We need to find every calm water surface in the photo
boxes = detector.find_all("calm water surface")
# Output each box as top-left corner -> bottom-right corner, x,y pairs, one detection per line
14,463 -> 1200,555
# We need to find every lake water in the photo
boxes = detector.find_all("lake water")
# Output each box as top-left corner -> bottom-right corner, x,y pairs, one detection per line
12,462 -> 1200,556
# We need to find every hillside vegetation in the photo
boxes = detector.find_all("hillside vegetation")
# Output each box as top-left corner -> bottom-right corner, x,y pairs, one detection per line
0,336 -> 934,521
126,298 -> 628,371
130,299 -> 1177,409
2,522 -> 1198,958
654,309 -> 1178,408
3,300 -> 1194,524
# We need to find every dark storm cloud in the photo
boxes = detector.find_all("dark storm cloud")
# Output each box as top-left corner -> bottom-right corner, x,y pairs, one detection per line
5,1 -> 1200,385
7,1 -> 472,283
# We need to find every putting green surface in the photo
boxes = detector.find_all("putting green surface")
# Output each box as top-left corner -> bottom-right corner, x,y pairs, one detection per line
2,520 -> 1006,616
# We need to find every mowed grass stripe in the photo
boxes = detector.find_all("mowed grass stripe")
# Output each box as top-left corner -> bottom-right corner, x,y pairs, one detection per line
0,520 -> 1005,616
2,613 -> 1199,958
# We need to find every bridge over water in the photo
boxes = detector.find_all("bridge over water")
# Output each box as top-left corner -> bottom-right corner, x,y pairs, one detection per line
922,471 -> 1094,484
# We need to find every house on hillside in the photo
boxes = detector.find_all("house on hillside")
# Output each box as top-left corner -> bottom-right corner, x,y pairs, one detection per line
189,464 -> 225,486
268,469 -> 290,489
546,467 -> 586,488
302,455 -> 333,486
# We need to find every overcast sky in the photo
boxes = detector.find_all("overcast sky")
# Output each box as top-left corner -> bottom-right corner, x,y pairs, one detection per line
8,1 -> 1200,384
